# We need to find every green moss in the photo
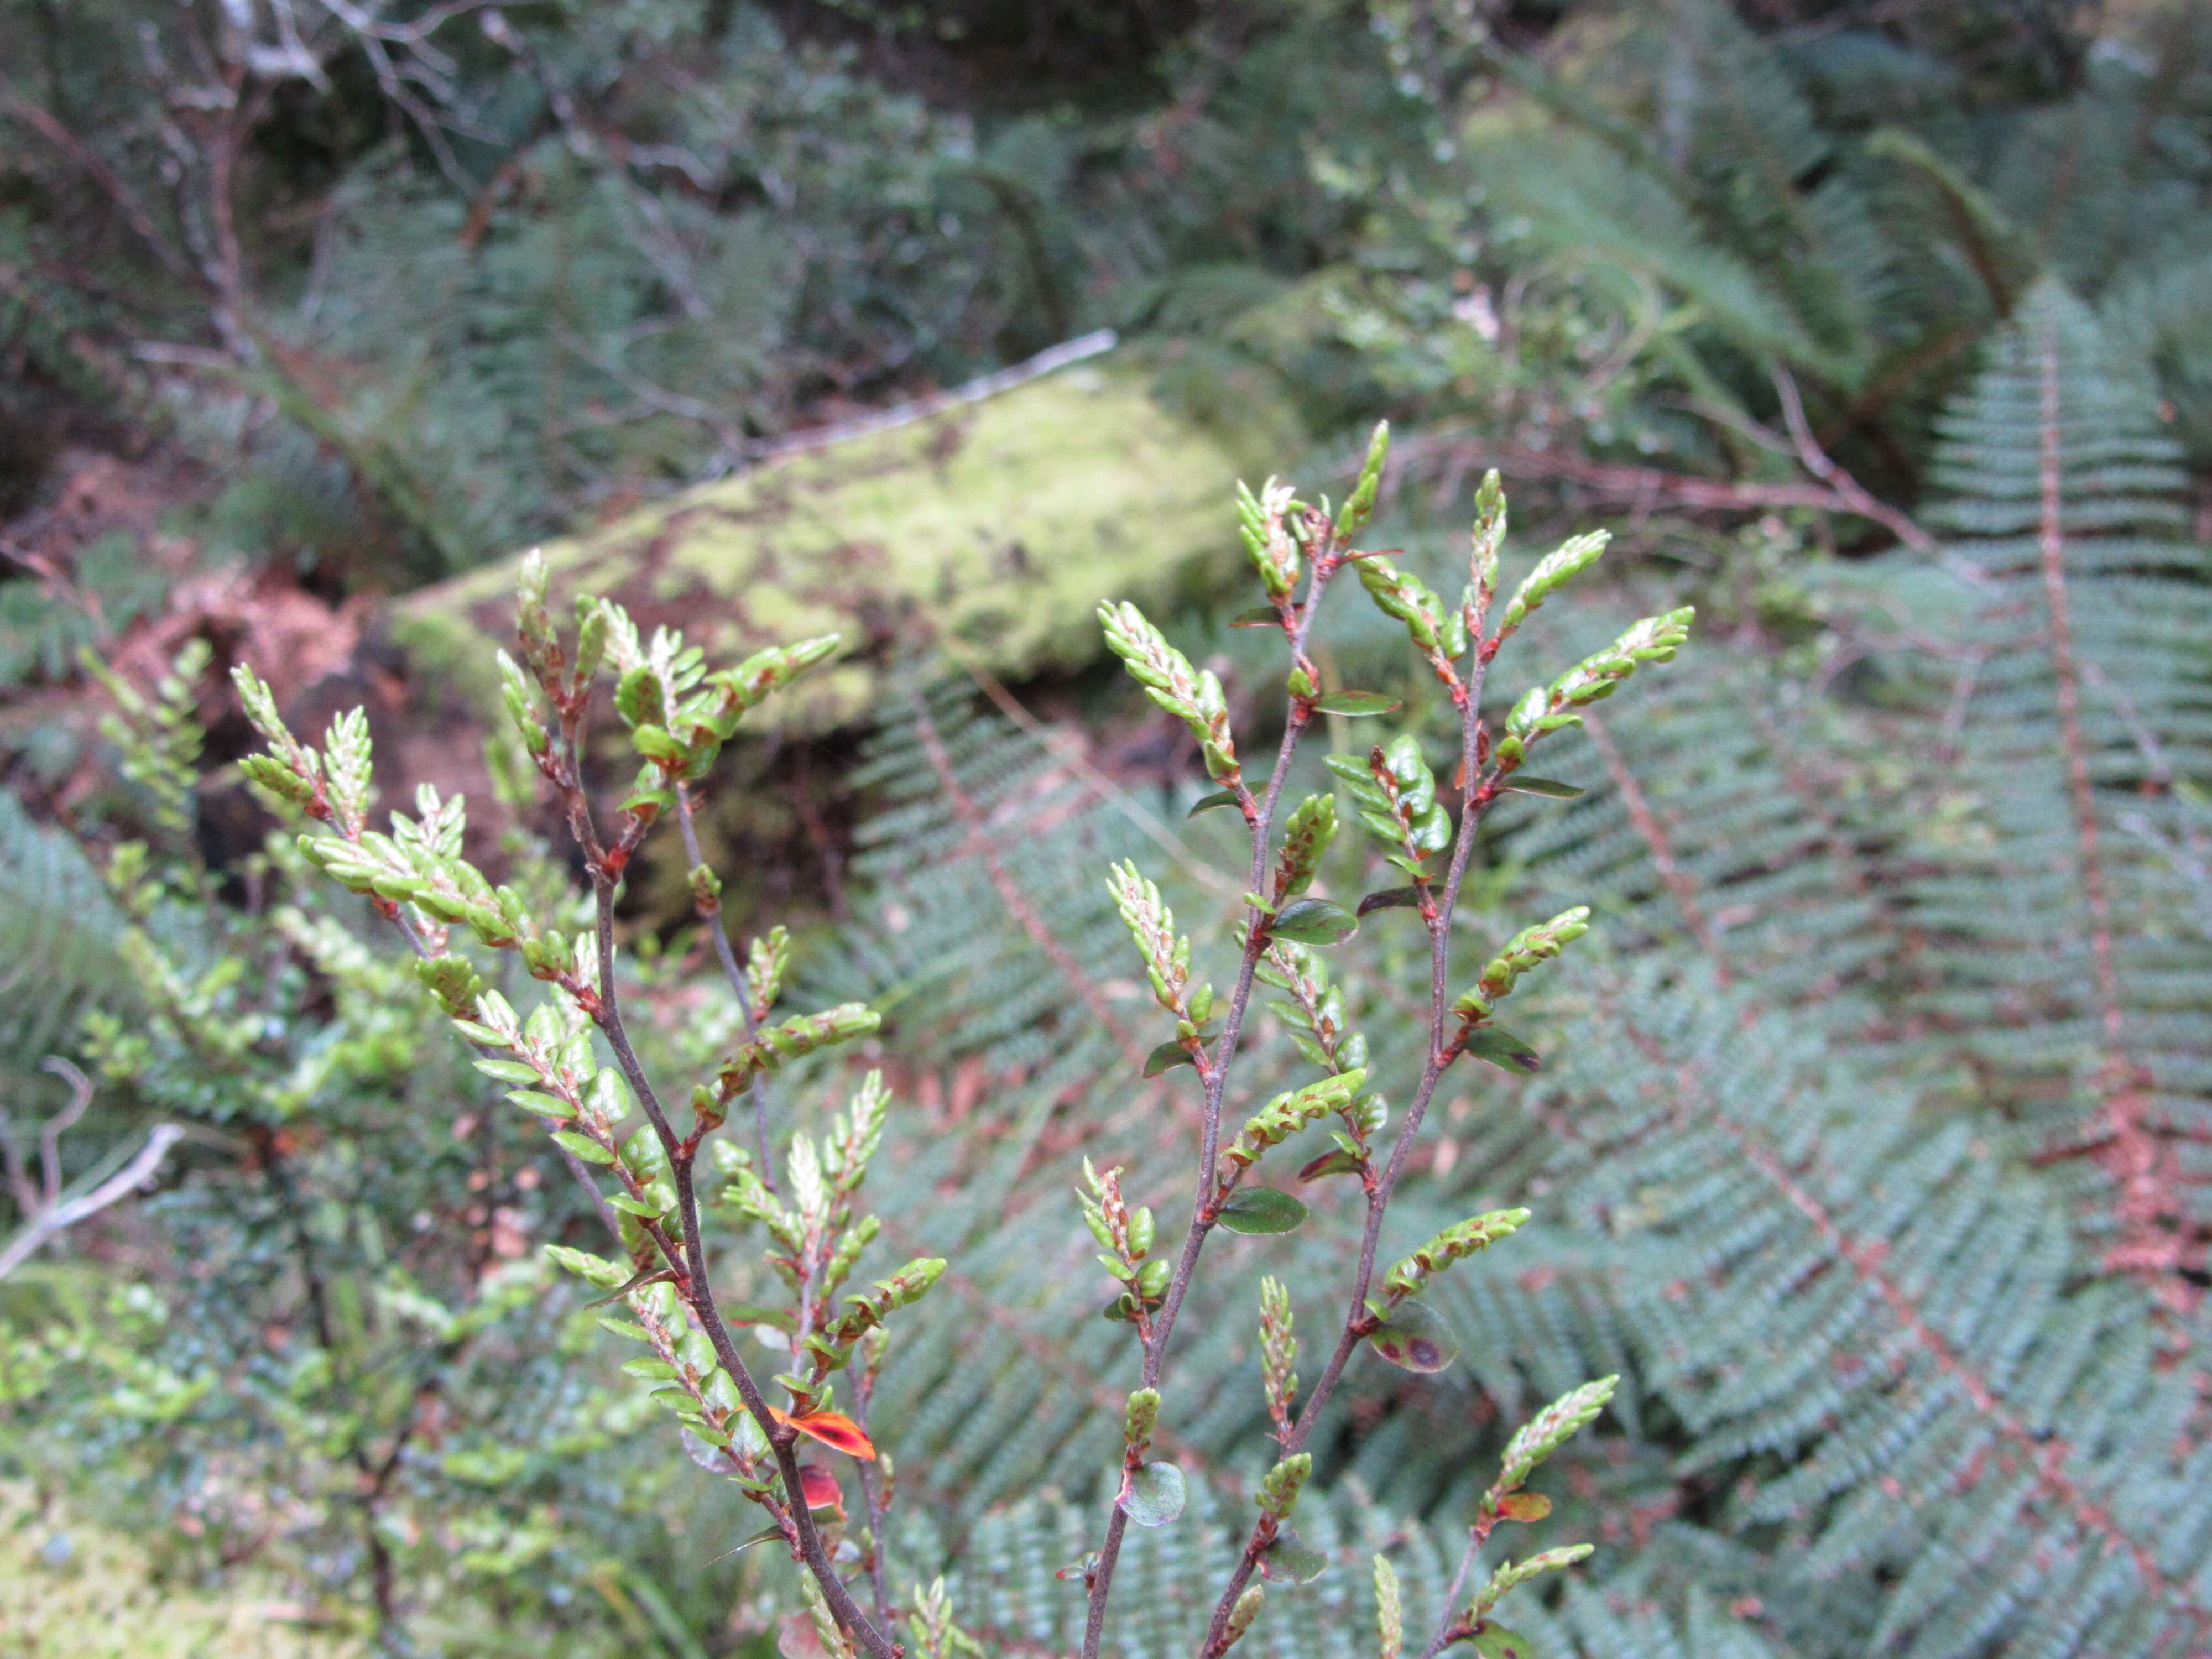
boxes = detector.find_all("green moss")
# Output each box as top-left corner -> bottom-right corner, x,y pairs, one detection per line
0,1483 -> 364,1658
400,353 -> 1297,729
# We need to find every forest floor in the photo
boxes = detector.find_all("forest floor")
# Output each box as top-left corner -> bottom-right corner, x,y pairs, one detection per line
1,1483 -> 361,1658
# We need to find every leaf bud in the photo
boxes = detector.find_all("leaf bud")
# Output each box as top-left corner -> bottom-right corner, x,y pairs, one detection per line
1338,420 -> 1390,534
1223,1585 -> 1264,1650
1124,1387 -> 1160,1457
1256,1452 -> 1311,1520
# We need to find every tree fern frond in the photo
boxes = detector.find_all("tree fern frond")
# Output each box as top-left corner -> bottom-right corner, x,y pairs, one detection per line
0,792 -> 131,1078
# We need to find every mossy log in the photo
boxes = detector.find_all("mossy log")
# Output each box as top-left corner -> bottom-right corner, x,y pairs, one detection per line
395,347 -> 1297,728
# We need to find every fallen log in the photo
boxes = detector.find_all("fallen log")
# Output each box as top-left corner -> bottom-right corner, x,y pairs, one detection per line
392,336 -> 1299,729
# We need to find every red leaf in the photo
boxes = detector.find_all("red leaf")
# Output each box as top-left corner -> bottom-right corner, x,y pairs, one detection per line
776,1407 -> 878,1460
796,1464 -> 846,1517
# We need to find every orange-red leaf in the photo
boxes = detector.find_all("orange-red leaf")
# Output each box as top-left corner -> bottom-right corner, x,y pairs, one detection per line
777,1408 -> 877,1460
796,1464 -> 846,1516
1495,1491 -> 1551,1522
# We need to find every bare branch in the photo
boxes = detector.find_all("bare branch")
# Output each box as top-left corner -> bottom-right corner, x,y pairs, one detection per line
0,1123 -> 184,1281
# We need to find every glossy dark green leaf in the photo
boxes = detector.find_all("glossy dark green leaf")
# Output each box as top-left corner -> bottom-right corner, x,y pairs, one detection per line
1504,775 -> 1585,800
1260,1531 -> 1330,1585
1314,691 -> 1402,716
1269,896 -> 1357,945
1218,1187 -> 1309,1235
1145,1040 -> 1196,1077
1357,885 -> 1425,917
1322,752 -> 1378,785
1463,1026 -> 1541,1075
1368,1298 -> 1458,1373
1122,1459 -> 1186,1527
1472,1626 -> 1537,1659
550,1130 -> 617,1166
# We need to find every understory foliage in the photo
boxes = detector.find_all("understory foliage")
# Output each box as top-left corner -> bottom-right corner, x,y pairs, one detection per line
727,282 -> 2212,1657
5,428 -> 1697,1656
8,280 -> 2212,1658
6,6 -> 2212,1658
221,429 -> 1688,1658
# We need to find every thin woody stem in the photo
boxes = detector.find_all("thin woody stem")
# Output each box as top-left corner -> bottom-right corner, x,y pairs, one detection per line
531,683 -> 894,1659
1081,554 -> 1341,1659
853,1355 -> 895,1629
587,872 -> 900,1659
673,781 -> 780,1193
1417,1512 -> 1499,1659
1198,648 -> 1492,1657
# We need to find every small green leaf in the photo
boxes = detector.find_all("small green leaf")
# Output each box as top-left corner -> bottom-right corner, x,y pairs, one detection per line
1369,1299 -> 1458,1374
1122,1460 -> 1186,1527
680,1427 -> 731,1472
1189,787 -> 1239,816
1463,1027 -> 1541,1076
1472,1626 -> 1537,1659
1230,606 -> 1286,629
632,724 -> 688,764
1313,691 -> 1401,716
1145,1041 -> 1197,1077
1494,1378 -> 1616,1495
1269,897 -> 1357,946
1259,1530 -> 1330,1585
544,1243 -> 628,1288
1357,886 -> 1425,917
1218,1188 -> 1309,1235
1503,775 -> 1584,800
551,1130 -> 617,1166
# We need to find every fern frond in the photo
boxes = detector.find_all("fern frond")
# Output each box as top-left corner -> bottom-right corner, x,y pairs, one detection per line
0,792 -> 131,1076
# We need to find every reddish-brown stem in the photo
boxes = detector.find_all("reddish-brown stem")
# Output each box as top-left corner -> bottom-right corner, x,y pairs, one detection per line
587,872 -> 900,1659
2025,316 -> 2180,1290
1418,1512 -> 1500,1659
673,782 -> 780,1192
1610,1010 -> 2208,1640
1080,560 -> 1340,1659
852,1350 -> 894,1630
1198,643 -> 1494,1659
531,673 -> 897,1658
